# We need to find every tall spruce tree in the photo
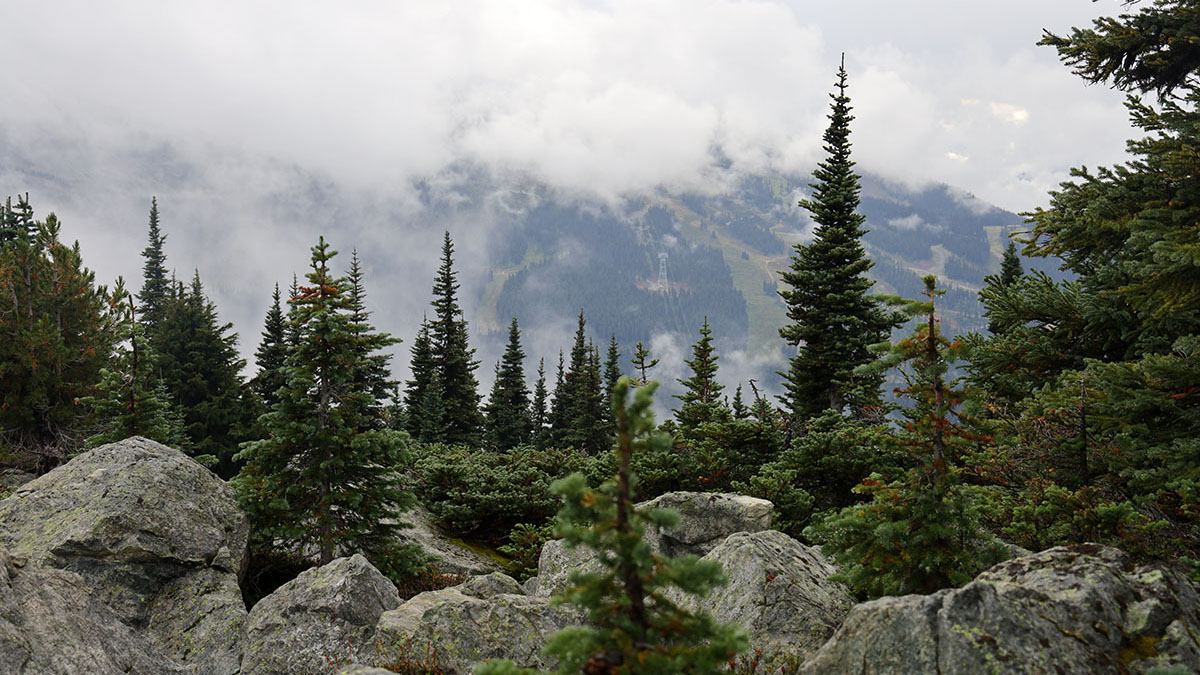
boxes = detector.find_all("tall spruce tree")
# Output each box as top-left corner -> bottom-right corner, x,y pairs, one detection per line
404,318 -> 440,442
674,317 -> 730,432
428,232 -> 483,446
602,333 -> 622,436
486,317 -> 533,451
138,197 -> 171,332
0,193 -> 35,246
554,311 -> 608,453
778,57 -> 894,422
531,357 -> 549,448
235,237 -> 413,567
251,283 -> 288,410
154,272 -> 252,477
346,250 -> 397,428
981,241 -> 1024,335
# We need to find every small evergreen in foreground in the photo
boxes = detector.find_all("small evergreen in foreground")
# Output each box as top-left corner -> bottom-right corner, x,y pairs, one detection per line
807,276 -> 1003,598
478,378 -> 747,674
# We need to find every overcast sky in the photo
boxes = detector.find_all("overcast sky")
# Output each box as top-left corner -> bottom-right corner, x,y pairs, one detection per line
0,0 -> 1137,386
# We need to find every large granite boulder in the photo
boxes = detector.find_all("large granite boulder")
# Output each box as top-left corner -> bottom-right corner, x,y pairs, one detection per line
241,554 -> 402,675
0,437 -> 247,674
376,571 -> 578,673
527,491 -> 773,597
676,530 -> 854,669
801,544 -> 1200,674
0,546 -> 187,675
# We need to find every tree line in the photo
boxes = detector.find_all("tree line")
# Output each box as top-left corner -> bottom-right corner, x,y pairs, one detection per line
2,1 -> 1198,618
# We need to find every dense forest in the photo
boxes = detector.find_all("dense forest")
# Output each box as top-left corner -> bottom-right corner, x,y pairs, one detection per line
2,2 -> 1200,671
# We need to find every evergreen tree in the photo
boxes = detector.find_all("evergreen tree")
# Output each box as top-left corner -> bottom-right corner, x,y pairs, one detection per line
0,207 -> 115,469
154,271 -> 253,477
674,317 -> 729,432
83,281 -> 185,447
554,311 -> 608,453
250,283 -> 288,410
0,193 -> 35,246
485,317 -> 533,451
531,357 -> 549,449
731,384 -> 748,420
235,237 -> 414,568
630,341 -> 659,385
807,277 -> 1003,598
602,334 -> 622,435
404,318 -> 440,442
138,197 -> 171,331
549,350 -> 567,438
428,232 -> 483,446
481,378 -> 747,673
982,241 -> 1024,335
778,57 -> 895,422
285,274 -> 302,348
346,250 -> 397,428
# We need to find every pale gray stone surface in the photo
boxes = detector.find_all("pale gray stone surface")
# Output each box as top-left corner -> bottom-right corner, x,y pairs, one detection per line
0,437 -> 247,675
241,554 -> 401,675
398,505 -> 504,577
376,573 -> 578,673
678,530 -> 854,669
801,544 -> 1200,674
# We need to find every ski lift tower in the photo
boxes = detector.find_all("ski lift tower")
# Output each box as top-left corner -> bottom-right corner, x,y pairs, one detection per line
657,251 -> 669,293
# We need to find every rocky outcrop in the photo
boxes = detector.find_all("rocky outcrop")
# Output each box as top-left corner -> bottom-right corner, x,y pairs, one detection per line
0,437 -> 248,674
801,544 -> 1200,674
399,506 -> 504,577
527,491 -> 773,597
677,530 -> 854,669
241,554 -> 401,675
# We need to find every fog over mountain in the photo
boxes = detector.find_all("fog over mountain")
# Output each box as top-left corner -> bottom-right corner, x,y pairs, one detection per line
0,1 -> 1135,399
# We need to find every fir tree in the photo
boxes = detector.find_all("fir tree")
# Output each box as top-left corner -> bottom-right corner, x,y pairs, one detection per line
250,283 -> 288,410
554,311 -> 608,453
0,193 -> 35,246
428,232 -> 483,446
778,57 -> 895,422
83,281 -> 185,447
549,350 -> 567,438
0,207 -> 115,468
982,241 -> 1024,335
731,384 -> 749,420
674,317 -> 730,432
630,341 -> 659,385
346,250 -> 397,428
531,357 -> 549,449
153,271 -> 253,477
235,237 -> 414,568
602,333 -> 622,435
138,197 -> 171,331
485,317 -> 533,451
807,276 -> 1003,597
404,318 -> 439,442
482,378 -> 747,673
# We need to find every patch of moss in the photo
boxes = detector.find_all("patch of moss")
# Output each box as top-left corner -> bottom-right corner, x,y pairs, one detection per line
1119,634 -> 1161,664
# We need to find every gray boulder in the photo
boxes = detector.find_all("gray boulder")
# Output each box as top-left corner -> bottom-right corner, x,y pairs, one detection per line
0,437 -> 247,674
801,544 -> 1200,674
376,572 -> 578,673
527,491 -> 773,597
677,530 -> 854,669
642,492 -> 774,556
0,546 -> 187,675
241,554 -> 402,675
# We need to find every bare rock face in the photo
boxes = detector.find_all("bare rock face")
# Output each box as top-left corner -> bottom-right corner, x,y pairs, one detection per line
376,572 -> 579,673
241,554 -> 402,675
527,491 -> 774,597
801,544 -> 1200,674
398,506 -> 503,577
0,437 -> 248,675
677,530 -> 855,669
